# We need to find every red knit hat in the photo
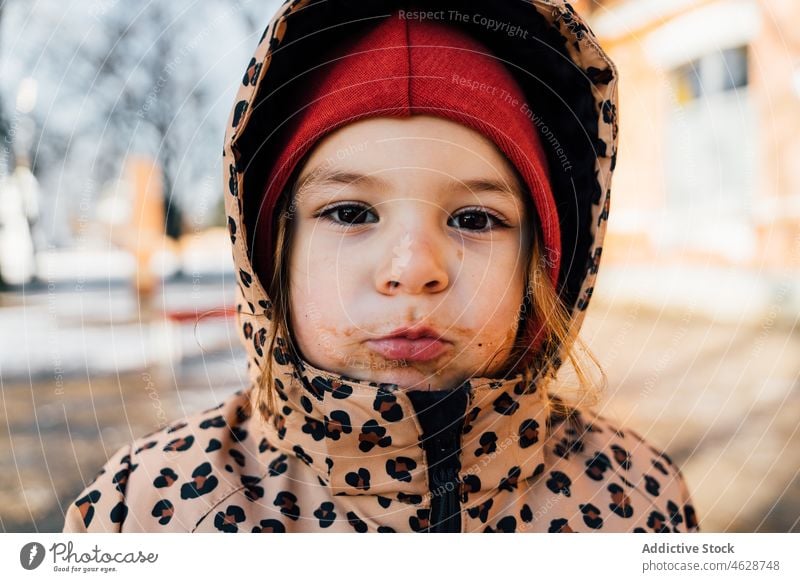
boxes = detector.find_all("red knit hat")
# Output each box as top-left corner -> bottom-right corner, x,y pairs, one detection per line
254,12 -> 561,293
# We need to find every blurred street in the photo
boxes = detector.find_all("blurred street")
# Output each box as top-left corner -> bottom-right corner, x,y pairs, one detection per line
0,277 -> 247,532
582,296 -> 800,533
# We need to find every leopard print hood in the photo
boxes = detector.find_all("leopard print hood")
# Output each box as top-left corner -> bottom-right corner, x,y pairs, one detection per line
227,0 -> 617,395
225,0 -> 619,510
64,1 -> 699,533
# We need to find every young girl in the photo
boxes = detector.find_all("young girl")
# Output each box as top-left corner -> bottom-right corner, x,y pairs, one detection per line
64,1 -> 699,533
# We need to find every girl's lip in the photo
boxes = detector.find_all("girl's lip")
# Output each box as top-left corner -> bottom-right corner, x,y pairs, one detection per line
365,337 -> 449,362
380,325 -> 443,341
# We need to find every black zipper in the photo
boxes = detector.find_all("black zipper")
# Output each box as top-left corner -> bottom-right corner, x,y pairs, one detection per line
407,385 -> 468,533
427,427 -> 461,532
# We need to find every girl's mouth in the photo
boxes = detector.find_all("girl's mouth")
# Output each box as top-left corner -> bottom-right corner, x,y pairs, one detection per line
365,337 -> 449,362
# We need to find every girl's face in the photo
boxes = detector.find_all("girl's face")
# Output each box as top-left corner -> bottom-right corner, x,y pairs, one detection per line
287,115 -> 531,391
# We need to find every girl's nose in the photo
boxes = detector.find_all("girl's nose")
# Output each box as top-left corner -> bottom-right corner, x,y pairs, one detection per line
375,231 -> 450,295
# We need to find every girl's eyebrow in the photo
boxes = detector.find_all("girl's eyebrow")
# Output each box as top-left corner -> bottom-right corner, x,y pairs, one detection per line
296,167 -> 520,202
296,169 -> 385,196
445,177 -> 519,199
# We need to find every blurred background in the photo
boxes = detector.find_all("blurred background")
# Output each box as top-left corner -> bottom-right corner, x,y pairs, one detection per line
0,0 -> 798,532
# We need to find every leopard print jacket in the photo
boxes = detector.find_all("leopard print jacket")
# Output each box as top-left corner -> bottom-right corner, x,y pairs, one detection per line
63,0 -> 699,533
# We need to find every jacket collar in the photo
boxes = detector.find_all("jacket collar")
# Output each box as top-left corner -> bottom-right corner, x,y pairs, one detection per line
257,347 -> 549,500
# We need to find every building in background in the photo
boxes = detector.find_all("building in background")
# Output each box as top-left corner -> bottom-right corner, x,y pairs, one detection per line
572,0 -> 800,317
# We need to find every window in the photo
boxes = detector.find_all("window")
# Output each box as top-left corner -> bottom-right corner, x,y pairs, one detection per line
663,44 -> 755,261
672,45 -> 748,105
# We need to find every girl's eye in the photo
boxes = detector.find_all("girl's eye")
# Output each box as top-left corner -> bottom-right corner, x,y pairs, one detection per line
318,203 -> 377,227
449,208 -> 509,232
